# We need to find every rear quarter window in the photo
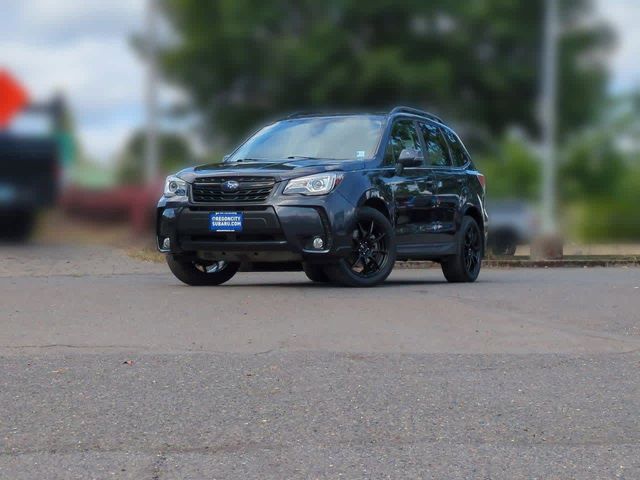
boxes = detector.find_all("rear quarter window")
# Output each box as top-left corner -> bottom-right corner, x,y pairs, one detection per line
443,128 -> 470,168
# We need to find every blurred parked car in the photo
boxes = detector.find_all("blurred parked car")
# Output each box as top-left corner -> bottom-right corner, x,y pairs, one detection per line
487,200 -> 538,256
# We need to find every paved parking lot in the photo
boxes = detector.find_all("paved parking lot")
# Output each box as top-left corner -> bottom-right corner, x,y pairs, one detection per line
1,244 -> 639,478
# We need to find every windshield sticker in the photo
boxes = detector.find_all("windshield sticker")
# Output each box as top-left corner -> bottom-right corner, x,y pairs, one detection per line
356,151 -> 366,158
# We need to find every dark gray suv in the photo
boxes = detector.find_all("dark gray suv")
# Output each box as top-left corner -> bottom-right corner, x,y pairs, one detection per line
157,107 -> 487,287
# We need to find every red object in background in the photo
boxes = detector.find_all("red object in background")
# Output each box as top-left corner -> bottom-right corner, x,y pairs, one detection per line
0,70 -> 29,128
60,181 -> 164,234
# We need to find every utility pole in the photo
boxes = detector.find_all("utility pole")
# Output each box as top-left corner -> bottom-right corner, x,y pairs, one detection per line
540,0 -> 558,235
144,0 -> 159,184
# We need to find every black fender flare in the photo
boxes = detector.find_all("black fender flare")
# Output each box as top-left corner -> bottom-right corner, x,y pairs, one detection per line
460,202 -> 486,251
356,189 -> 395,223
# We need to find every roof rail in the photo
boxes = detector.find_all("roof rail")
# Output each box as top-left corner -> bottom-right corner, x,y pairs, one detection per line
286,111 -> 319,119
389,106 -> 444,124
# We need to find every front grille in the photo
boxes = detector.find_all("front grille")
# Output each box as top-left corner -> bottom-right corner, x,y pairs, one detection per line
192,176 -> 276,203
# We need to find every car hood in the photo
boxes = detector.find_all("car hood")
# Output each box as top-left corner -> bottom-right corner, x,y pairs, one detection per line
177,158 -> 365,183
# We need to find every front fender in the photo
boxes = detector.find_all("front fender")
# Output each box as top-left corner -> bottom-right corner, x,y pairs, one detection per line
355,188 -> 395,221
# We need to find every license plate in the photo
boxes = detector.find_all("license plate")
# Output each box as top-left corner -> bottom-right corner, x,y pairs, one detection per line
209,212 -> 243,232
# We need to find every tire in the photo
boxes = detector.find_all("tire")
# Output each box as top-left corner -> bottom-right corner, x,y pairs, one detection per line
302,263 -> 330,283
489,231 -> 517,256
325,207 -> 396,287
441,216 -> 483,283
0,211 -> 36,243
166,255 -> 240,286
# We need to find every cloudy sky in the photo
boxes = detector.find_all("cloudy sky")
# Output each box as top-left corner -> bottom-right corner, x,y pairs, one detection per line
1,0 -> 639,163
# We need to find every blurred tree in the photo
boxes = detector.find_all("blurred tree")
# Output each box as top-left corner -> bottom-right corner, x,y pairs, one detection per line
574,167 -> 640,241
561,90 -> 640,241
116,131 -> 195,184
475,133 -> 541,200
158,0 -> 613,145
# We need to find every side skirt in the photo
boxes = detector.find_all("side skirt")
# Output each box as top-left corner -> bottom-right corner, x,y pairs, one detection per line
396,242 -> 457,261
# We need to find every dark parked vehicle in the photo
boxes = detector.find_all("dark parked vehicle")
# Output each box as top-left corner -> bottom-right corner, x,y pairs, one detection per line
487,200 -> 538,256
0,135 -> 58,241
157,107 -> 487,287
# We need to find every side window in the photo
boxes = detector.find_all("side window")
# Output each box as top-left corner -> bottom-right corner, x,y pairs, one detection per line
443,128 -> 470,167
419,122 -> 451,167
384,120 -> 423,166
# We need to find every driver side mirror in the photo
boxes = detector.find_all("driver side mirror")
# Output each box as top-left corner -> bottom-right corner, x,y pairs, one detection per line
396,148 -> 423,174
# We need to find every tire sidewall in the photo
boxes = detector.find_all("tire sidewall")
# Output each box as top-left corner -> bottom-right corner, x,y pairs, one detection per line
456,217 -> 482,281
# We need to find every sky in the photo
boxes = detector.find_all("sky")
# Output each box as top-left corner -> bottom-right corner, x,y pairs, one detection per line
1,0 -> 639,164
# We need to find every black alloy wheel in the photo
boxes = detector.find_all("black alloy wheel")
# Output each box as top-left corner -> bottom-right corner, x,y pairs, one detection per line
349,220 -> 390,278
326,207 -> 396,287
463,223 -> 481,274
441,216 -> 482,283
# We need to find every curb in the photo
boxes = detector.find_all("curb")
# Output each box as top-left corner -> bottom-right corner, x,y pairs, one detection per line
397,258 -> 640,269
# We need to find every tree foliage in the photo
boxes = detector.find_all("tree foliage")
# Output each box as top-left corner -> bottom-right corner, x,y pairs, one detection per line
159,0 -> 613,143
116,131 -> 195,184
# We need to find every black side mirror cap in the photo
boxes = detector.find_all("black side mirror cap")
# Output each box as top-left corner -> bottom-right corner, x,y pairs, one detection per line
396,148 -> 424,173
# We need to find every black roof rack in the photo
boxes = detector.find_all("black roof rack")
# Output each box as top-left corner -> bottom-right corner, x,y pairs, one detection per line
285,111 -> 385,120
284,107 -> 444,124
286,111 -> 316,119
389,106 -> 444,124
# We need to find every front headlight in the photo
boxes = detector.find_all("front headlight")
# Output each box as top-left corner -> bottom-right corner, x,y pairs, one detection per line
283,172 -> 344,196
164,175 -> 188,199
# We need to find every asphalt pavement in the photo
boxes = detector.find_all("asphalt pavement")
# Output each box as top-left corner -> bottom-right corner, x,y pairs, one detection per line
1,244 -> 639,479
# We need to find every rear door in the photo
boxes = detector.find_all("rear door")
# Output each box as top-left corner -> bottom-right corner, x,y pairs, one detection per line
436,127 -> 471,240
418,121 -> 453,242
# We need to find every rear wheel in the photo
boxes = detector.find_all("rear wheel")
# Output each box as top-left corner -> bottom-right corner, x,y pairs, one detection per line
441,216 -> 482,283
325,207 -> 396,287
302,263 -> 330,283
166,255 -> 240,286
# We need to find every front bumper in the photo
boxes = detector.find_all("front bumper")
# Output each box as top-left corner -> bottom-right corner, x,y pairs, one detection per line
157,192 -> 357,263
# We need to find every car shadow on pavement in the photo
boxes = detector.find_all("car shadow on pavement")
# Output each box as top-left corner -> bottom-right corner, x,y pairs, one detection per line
192,278 -> 495,288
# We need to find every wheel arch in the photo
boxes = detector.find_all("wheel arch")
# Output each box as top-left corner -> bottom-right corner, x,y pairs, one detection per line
357,189 -> 393,223
462,204 -> 485,252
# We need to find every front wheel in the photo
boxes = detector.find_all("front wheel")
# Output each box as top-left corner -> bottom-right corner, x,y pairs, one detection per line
166,255 -> 240,286
441,216 -> 483,283
325,207 -> 396,287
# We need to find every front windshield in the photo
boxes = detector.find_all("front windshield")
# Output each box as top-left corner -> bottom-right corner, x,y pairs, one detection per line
227,115 -> 386,162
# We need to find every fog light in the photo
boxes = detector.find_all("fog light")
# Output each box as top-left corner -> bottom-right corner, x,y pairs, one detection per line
162,237 -> 171,250
312,237 -> 324,249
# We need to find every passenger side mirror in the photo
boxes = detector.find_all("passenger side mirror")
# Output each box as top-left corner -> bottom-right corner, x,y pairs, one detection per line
396,148 -> 423,174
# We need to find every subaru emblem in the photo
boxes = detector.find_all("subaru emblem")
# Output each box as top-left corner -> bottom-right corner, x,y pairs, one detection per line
222,180 -> 240,192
